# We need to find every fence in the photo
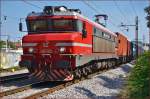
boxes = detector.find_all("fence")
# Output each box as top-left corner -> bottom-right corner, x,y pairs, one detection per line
0,49 -> 23,69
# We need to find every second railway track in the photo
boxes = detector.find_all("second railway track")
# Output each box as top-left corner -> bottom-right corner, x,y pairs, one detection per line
0,73 -> 29,84
0,81 -> 62,98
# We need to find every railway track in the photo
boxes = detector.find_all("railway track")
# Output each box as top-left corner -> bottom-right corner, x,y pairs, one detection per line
0,61 -> 132,99
0,81 -> 62,98
23,69 -> 108,99
23,59 -> 128,99
0,73 -> 29,84
0,67 -> 107,99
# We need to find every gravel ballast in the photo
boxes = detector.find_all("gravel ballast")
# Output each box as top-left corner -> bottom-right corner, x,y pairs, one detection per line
0,63 -> 133,99
41,63 -> 133,99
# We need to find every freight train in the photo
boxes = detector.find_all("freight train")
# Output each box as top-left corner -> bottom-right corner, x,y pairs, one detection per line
19,6 -> 133,81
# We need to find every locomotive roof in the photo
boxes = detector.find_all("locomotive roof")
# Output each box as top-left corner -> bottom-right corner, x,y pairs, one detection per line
116,32 -> 131,41
27,11 -> 117,37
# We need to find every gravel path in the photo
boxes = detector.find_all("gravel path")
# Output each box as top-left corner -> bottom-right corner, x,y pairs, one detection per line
41,63 -> 133,99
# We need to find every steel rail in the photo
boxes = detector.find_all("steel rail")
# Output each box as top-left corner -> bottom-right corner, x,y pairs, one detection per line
0,81 -> 45,97
23,69 -> 108,99
0,73 -> 29,84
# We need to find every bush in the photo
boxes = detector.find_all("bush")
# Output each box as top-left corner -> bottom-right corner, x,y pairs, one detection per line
125,51 -> 150,99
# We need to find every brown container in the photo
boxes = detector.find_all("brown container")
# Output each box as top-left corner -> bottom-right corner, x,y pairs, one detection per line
127,40 -> 131,56
116,32 -> 128,56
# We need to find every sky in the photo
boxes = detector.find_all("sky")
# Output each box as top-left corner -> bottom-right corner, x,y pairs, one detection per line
0,0 -> 149,43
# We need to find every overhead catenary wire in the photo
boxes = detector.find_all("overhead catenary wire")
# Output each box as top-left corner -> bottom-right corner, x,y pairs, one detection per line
91,1 -> 123,28
82,1 -> 119,28
83,1 -> 99,14
91,1 -> 118,21
1,14 -> 23,21
2,0 -> 43,21
0,14 -> 26,28
113,0 -> 131,24
22,0 -> 42,10
130,0 -> 138,16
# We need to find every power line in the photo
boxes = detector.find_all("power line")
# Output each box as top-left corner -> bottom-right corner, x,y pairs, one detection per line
82,1 -> 99,14
95,6 -> 117,21
82,1 -> 118,28
22,0 -> 42,10
113,0 -> 129,24
0,14 -> 26,25
91,1 -> 122,27
1,15 -> 21,21
130,0 -> 138,16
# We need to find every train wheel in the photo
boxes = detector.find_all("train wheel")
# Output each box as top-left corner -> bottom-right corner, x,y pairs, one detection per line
106,61 -> 109,69
97,62 -> 102,70
74,69 -> 82,79
102,61 -> 106,69
92,62 -> 98,71
82,68 -> 88,76
108,61 -> 112,69
87,66 -> 92,74
112,61 -> 116,69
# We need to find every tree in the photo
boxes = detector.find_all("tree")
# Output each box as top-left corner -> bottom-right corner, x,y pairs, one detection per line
144,5 -> 150,50
0,40 -> 5,49
145,5 -> 150,28
8,41 -> 16,49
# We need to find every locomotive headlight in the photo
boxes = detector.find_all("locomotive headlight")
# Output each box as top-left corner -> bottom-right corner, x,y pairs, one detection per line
28,47 -> 34,53
60,47 -> 66,53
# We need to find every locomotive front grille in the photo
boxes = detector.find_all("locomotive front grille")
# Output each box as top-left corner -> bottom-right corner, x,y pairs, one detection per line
55,60 -> 70,69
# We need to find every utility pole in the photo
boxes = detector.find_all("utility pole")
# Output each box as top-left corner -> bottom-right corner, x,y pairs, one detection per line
143,34 -> 145,47
3,16 -> 8,52
120,16 -> 139,58
146,0 -> 150,50
135,16 -> 138,58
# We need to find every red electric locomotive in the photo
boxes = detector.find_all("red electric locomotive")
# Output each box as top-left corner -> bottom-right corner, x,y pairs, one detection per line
19,6 -> 131,81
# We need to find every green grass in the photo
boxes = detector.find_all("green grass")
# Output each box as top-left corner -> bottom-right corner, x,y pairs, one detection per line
122,51 -> 150,99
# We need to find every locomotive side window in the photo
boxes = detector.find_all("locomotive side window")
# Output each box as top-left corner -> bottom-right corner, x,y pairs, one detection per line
76,20 -> 83,32
93,27 -> 116,53
112,36 -> 116,42
103,32 -> 111,39
93,27 -> 114,42
93,27 -> 102,37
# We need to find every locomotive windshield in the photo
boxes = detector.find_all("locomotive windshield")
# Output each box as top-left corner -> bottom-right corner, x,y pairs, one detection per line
27,19 -> 78,33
